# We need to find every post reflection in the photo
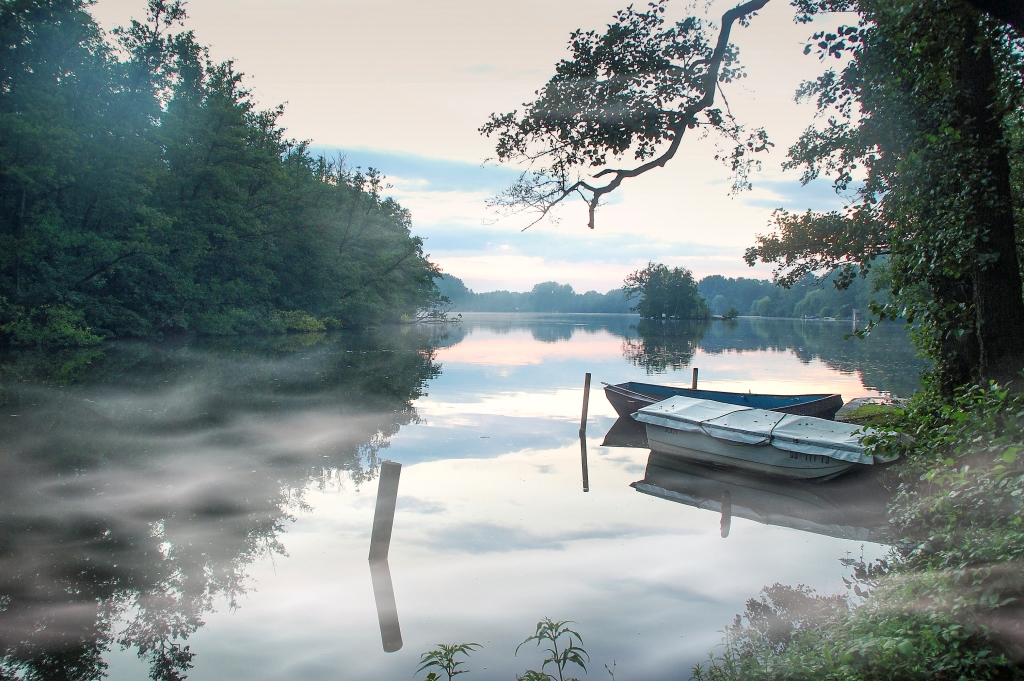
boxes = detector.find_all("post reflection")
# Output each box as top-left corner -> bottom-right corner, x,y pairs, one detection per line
368,461 -> 403,652
580,435 -> 590,492
368,559 -> 402,653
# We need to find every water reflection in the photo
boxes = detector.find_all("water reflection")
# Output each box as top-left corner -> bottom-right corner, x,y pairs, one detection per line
632,451 -> 893,543
0,315 -> 922,680
368,461 -> 403,652
368,561 -> 402,654
579,436 -> 590,492
446,314 -> 926,397
0,329 -> 441,679
622,320 -> 711,373
601,416 -> 649,448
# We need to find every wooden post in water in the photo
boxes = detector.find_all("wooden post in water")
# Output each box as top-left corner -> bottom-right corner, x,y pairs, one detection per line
691,367 -> 699,390
579,372 -> 592,437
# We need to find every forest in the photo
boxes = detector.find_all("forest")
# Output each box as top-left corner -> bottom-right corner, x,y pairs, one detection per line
438,267 -> 881,320
435,274 -> 632,313
0,0 -> 440,348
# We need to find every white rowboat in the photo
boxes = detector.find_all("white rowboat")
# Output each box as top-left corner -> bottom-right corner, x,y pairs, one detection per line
633,396 -> 895,480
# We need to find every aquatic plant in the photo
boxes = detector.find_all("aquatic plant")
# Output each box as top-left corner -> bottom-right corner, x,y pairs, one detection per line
516,618 -> 590,681
416,642 -> 480,681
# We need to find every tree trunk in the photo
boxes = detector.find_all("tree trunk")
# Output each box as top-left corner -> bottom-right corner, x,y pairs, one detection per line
962,31 -> 1024,388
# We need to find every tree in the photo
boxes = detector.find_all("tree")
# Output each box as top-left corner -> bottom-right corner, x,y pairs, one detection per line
0,0 -> 440,345
623,262 -> 710,319
745,0 -> 1024,392
480,0 -> 772,230
483,0 -> 1024,392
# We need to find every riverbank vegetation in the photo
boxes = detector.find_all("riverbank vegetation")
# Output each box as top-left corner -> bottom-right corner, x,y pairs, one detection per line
0,0 -> 440,349
694,383 -> 1024,680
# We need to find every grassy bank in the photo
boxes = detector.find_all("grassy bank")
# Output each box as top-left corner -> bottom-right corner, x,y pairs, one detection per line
694,382 -> 1024,680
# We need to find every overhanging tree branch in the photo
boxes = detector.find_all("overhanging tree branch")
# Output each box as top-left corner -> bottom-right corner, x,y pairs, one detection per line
483,0 -> 772,230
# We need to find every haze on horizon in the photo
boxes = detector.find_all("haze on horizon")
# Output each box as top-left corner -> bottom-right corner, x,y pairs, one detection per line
91,0 -> 851,294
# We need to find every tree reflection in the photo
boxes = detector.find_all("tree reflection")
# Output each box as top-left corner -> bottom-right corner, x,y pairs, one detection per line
621,317 -> 925,396
0,327 -> 444,680
622,319 -> 711,373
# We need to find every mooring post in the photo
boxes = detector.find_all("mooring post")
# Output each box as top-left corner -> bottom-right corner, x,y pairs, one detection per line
691,367 -> 699,390
579,372 -> 591,437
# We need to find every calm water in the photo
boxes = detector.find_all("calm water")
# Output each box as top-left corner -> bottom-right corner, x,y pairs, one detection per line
0,315 -> 924,680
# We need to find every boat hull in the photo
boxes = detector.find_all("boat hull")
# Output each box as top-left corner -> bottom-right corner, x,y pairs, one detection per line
604,382 -> 843,421
644,423 -> 855,480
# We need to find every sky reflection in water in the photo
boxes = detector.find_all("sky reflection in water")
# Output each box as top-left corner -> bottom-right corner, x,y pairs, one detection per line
0,316 -> 920,680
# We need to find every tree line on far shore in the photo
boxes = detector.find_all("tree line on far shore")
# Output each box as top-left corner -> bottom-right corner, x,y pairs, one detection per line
437,261 -> 883,321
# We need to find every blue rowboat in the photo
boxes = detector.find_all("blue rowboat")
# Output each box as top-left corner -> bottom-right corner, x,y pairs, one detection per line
603,381 -> 843,421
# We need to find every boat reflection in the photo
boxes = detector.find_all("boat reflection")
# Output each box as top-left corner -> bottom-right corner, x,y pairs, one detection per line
632,451 -> 893,543
601,417 -> 649,449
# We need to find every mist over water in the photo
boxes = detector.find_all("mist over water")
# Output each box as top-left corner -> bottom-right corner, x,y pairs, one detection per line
0,316 -> 920,680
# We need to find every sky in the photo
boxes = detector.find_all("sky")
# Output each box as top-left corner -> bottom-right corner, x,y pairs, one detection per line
91,0 -> 851,293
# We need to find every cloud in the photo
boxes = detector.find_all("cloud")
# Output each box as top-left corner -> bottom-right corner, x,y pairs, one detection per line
418,521 -> 674,554
740,178 -> 856,212
308,146 -> 519,194
299,147 -> 795,291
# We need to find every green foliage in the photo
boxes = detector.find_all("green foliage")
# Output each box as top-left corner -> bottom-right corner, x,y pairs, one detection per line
623,262 -> 710,320
838,403 -> 904,427
273,310 -> 327,333
417,643 -> 480,681
0,299 -> 102,347
696,380 -> 1024,680
0,0 -> 439,348
722,306 -> 740,320
481,0 -> 771,228
700,270 -> 885,319
515,618 -> 589,681
746,0 -> 1024,391
436,274 -> 631,313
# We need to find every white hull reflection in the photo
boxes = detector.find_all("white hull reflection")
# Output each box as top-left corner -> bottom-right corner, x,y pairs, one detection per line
632,452 -> 891,543
644,424 -> 855,480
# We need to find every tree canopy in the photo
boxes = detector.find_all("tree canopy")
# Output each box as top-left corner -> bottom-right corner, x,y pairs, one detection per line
480,0 -> 772,229
484,0 -> 1024,392
0,0 -> 440,347
623,261 -> 710,319
747,0 -> 1024,391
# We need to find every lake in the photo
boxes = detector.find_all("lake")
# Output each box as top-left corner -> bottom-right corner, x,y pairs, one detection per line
0,315 -> 926,680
